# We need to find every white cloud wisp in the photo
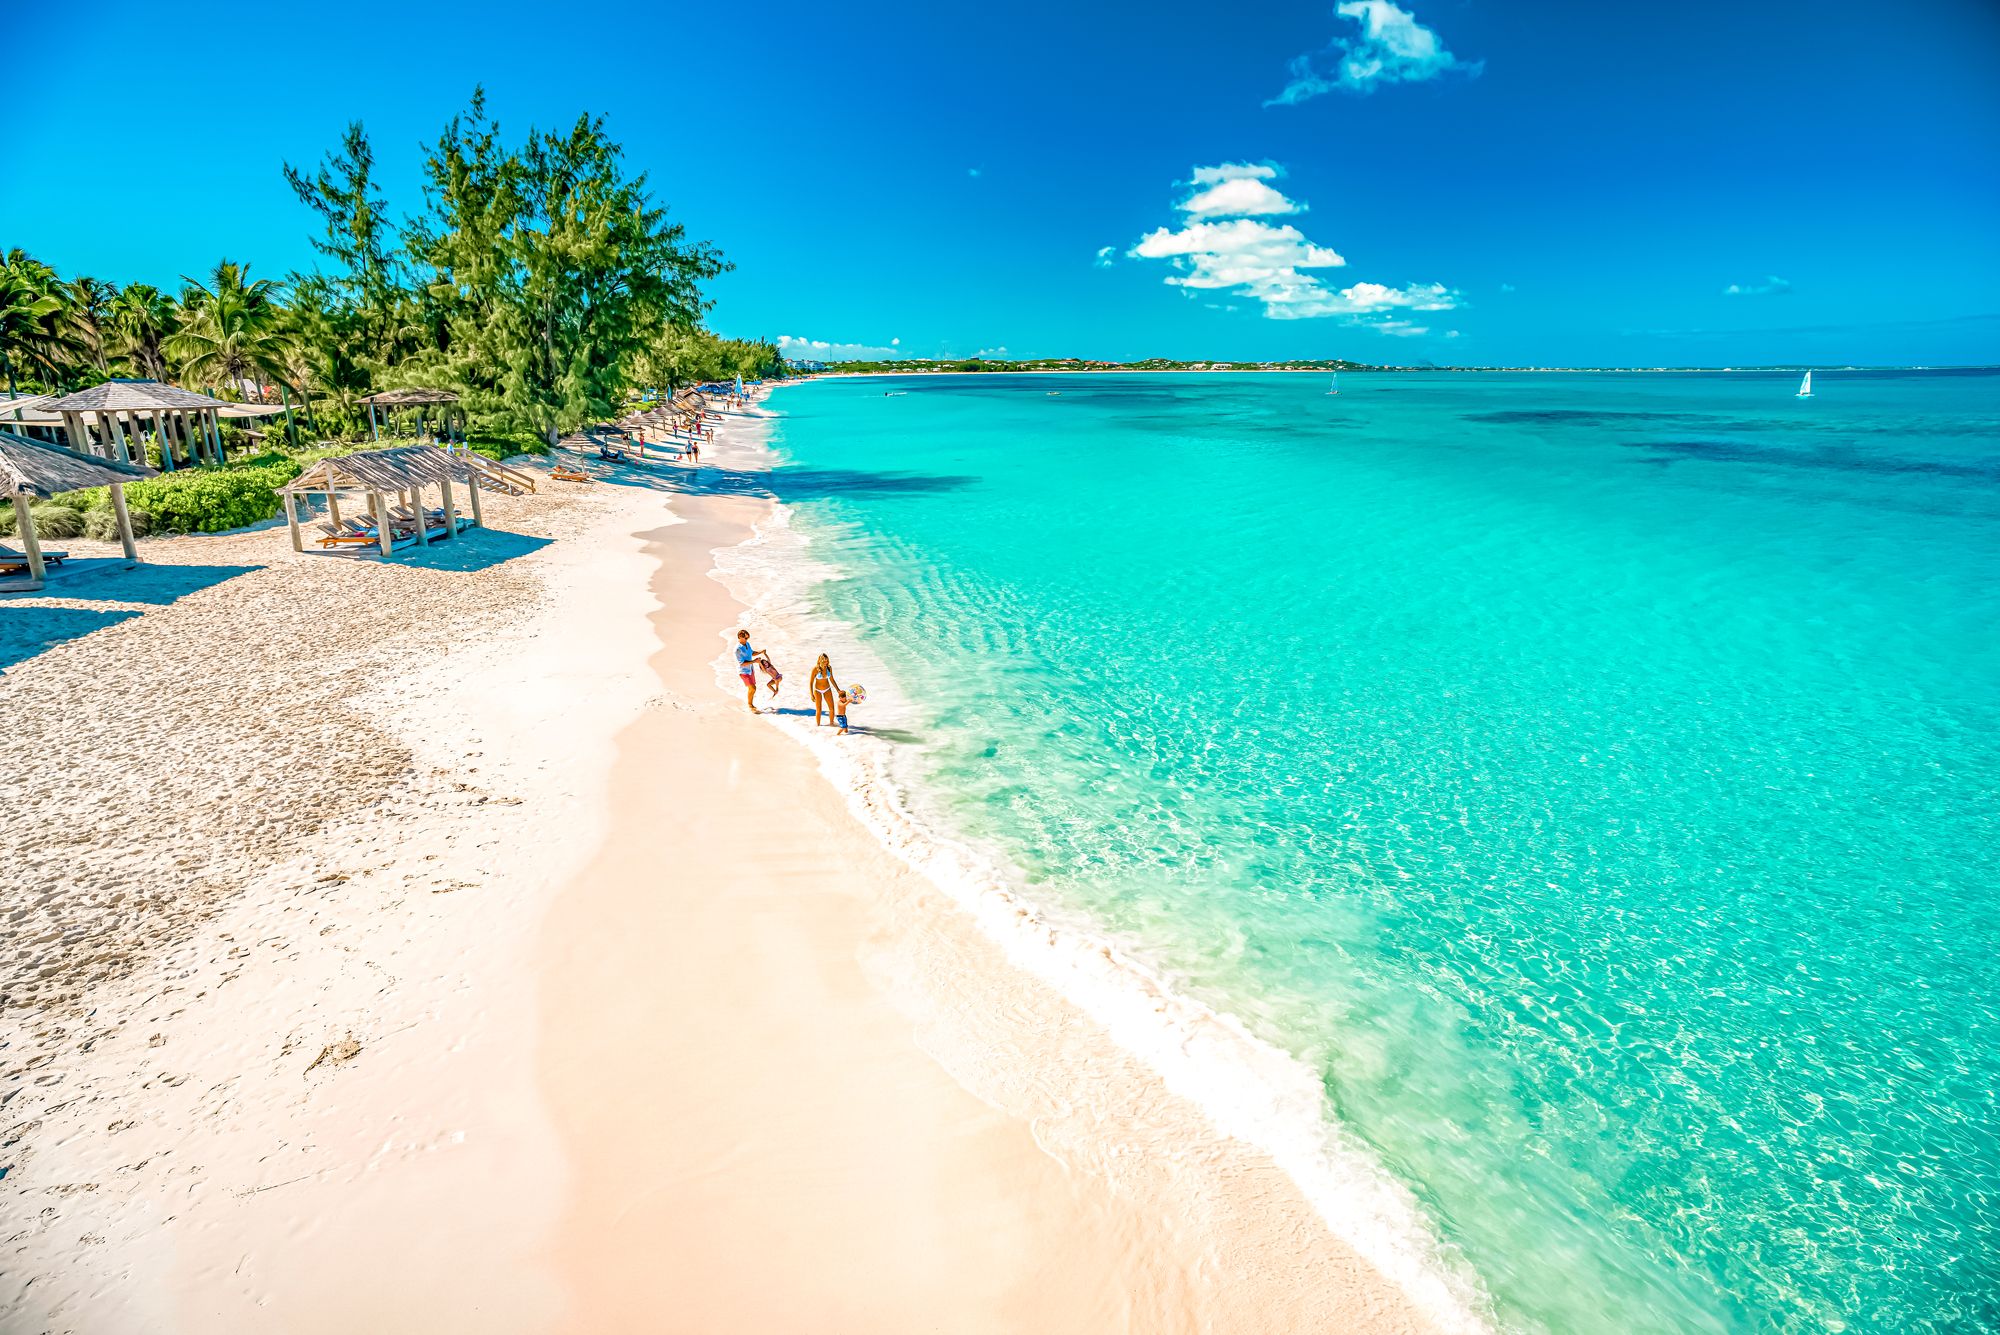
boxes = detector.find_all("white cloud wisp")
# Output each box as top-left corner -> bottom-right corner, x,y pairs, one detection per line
1270,1 -> 1477,105
1723,275 -> 1793,297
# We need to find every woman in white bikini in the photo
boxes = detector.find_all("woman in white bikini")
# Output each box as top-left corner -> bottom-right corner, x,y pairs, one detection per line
808,653 -> 842,727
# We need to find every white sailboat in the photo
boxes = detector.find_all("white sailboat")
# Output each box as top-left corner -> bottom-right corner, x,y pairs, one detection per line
1796,371 -> 1813,398
1326,373 -> 1340,396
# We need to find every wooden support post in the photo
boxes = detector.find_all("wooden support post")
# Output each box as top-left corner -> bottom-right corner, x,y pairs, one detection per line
467,476 -> 483,527
439,476 -> 457,538
283,491 -> 302,552
104,411 -> 131,463
328,490 -> 341,526
369,402 -> 380,441
373,492 -> 393,557
10,494 -> 45,589
413,483 -> 432,546
210,409 -> 224,463
153,413 -> 175,471
108,483 -> 138,563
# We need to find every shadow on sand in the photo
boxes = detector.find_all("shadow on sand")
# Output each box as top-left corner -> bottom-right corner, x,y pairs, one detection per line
0,606 -> 144,673
387,529 -> 555,572
0,560 -> 263,671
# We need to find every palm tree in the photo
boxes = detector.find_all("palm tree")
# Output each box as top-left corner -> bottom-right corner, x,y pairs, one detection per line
0,249 -> 80,395
108,284 -> 177,380
65,276 -> 118,375
165,260 -> 294,401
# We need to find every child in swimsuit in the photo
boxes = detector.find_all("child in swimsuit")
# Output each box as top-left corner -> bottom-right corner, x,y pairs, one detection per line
835,690 -> 851,735
759,652 -> 783,696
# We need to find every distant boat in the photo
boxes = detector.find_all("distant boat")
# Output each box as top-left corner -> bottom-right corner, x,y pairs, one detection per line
1326,374 -> 1341,396
1796,371 -> 1813,398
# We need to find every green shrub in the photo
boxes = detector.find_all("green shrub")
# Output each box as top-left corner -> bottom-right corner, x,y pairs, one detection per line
122,467 -> 285,534
25,504 -> 86,539
466,435 -> 548,461
83,506 -> 151,541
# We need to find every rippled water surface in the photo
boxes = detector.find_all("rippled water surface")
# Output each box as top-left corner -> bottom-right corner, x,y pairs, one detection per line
766,371 -> 2000,1333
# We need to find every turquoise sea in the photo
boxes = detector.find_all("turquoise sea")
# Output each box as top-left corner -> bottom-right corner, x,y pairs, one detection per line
763,371 -> 2000,1333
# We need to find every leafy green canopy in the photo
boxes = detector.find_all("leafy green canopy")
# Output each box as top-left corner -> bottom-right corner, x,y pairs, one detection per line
401,92 -> 729,444
10,89 -> 782,450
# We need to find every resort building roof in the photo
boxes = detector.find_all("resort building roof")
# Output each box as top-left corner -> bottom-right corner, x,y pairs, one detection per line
43,380 -> 233,412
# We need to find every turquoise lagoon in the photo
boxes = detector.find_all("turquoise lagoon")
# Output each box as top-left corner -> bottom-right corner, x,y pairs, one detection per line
761,371 -> 2000,1333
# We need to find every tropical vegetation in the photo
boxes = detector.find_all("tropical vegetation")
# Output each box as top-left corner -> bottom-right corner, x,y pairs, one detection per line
3,89 -> 783,534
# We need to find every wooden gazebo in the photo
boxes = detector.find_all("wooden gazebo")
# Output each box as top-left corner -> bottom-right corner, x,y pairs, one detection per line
278,445 -> 486,558
1,430 -> 157,592
359,388 -> 462,444
40,380 -> 241,471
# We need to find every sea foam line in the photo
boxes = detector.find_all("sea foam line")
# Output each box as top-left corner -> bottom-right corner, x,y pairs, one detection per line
705,396 -> 1496,1335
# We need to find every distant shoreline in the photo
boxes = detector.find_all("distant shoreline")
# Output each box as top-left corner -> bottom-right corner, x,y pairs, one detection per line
800,365 -> 1991,380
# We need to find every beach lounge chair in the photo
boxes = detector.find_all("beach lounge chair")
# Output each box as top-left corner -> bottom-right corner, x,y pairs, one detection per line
316,518 -> 380,547
1,544 -> 67,570
550,464 -> 593,483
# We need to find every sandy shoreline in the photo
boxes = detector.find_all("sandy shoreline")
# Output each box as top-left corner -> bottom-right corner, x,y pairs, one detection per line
3,397 -> 1445,1332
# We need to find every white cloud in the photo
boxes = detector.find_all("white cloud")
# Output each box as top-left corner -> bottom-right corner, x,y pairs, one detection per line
976,346 -> 1008,357
1723,275 -> 1792,297
1499,282 -> 1517,293
777,333 -> 904,360
1183,177 -> 1301,217
1270,1 -> 1477,105
1190,162 -> 1278,186
1095,245 -> 1117,268
1127,162 -> 1460,333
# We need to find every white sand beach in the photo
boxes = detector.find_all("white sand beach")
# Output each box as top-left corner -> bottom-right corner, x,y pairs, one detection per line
1,400 -> 1439,1333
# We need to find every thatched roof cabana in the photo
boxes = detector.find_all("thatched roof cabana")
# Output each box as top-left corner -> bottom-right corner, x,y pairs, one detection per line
1,430 -> 157,591
277,444 -> 486,558
41,379 -> 234,472
357,388 -> 462,444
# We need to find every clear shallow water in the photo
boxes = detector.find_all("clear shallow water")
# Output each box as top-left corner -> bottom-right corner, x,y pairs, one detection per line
765,371 -> 2000,1333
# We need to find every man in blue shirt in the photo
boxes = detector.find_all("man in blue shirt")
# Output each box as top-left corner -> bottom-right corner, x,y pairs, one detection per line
735,629 -> 763,714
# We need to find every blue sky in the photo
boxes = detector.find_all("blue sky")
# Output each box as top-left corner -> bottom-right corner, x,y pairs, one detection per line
7,0 -> 1999,366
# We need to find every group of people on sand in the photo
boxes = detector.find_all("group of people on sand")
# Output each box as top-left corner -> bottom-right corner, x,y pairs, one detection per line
736,629 -> 859,734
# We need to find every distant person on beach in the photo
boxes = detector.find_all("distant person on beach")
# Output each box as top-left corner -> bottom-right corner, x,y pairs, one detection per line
736,630 -> 764,713
809,654 -> 841,727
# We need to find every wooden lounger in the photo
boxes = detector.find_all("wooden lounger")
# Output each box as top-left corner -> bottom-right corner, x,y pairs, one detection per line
1,544 -> 68,569
550,465 -> 593,483
317,524 -> 380,548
